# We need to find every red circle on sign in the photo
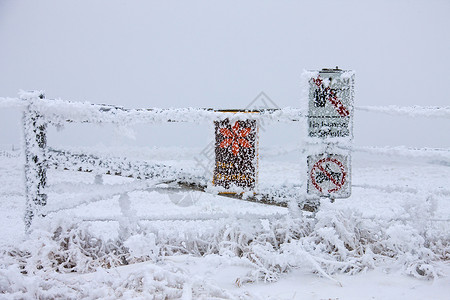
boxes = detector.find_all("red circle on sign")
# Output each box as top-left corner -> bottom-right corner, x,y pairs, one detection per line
310,157 -> 347,193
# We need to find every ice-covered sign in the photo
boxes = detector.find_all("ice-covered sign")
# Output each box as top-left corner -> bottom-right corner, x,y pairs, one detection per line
213,118 -> 258,192
306,68 -> 354,199
307,154 -> 351,198
308,69 -> 354,139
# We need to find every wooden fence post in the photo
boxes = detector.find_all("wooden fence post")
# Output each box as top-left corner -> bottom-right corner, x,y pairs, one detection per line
21,91 -> 48,230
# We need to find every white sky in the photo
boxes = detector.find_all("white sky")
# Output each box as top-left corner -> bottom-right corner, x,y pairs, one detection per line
1,0 -> 449,149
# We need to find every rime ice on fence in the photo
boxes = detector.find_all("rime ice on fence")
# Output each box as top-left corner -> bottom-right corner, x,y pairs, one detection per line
356,105 -> 450,118
25,97 -> 305,125
21,91 -> 48,229
47,147 -> 208,187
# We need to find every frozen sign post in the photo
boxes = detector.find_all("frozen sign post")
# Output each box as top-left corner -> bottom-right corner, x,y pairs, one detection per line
306,68 -> 354,198
213,117 -> 258,193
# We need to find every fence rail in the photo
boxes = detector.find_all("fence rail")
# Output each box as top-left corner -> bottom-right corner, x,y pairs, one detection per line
356,105 -> 450,118
3,97 -> 450,120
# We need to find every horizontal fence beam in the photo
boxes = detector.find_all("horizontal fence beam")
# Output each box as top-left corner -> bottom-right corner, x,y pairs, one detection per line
80,214 -> 450,223
28,98 -> 305,124
46,148 -> 318,211
3,97 -> 450,121
355,105 -> 450,118
0,97 -> 28,108
80,212 -> 288,222
47,148 -> 207,185
2,96 -> 304,123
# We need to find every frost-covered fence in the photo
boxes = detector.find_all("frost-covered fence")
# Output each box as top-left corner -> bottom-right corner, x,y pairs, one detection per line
2,90 -> 449,230
17,91 -> 310,228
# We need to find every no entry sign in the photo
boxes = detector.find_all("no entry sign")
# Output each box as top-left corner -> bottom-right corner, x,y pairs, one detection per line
307,154 -> 351,198
213,118 -> 258,192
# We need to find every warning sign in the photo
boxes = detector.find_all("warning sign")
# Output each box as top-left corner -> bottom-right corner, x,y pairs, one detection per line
307,154 -> 351,198
213,118 -> 258,191
308,69 -> 354,139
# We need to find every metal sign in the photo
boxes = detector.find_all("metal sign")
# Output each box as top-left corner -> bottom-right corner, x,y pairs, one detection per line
306,68 -> 354,199
307,154 -> 351,198
308,69 -> 354,139
213,118 -> 258,191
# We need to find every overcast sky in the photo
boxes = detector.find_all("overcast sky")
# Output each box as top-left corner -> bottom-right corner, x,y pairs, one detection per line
1,0 -> 449,149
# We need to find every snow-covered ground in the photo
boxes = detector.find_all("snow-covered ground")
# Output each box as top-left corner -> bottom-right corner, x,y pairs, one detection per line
0,147 -> 449,299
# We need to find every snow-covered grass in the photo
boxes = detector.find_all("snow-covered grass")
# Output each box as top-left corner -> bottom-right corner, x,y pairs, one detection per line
0,148 -> 449,299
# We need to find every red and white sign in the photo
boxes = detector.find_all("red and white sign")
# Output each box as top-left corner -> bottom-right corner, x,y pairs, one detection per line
213,119 -> 258,191
308,69 -> 354,139
311,76 -> 350,117
307,154 -> 350,198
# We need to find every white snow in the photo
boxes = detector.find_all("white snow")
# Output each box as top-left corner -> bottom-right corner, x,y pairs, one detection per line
0,145 -> 449,299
